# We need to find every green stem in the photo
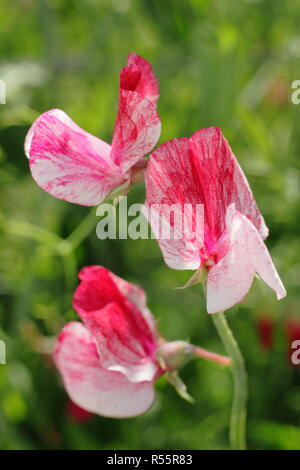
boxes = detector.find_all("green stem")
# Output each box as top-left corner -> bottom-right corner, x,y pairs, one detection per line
65,208 -> 96,250
211,312 -> 248,450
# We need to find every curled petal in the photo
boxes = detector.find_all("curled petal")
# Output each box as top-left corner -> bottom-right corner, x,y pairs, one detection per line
77,266 -> 154,330
206,205 -> 286,314
54,322 -> 155,418
73,266 -> 158,382
111,90 -> 161,173
26,109 -> 126,206
109,270 -> 158,336
107,270 -> 147,311
121,52 -> 159,106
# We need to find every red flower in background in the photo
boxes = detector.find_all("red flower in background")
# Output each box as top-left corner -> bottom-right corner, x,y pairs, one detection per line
285,318 -> 300,366
285,318 -> 300,344
67,399 -> 93,423
256,315 -> 275,350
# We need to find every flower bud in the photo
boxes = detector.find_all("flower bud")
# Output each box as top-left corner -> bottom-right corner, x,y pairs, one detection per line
155,340 -> 195,371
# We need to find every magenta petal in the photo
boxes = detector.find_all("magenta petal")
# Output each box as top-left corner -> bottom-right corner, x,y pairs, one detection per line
111,90 -> 161,173
189,127 -> 269,242
54,322 -> 155,418
144,138 -> 204,269
108,270 -> 158,336
145,128 -> 270,267
73,266 -> 158,383
26,109 -> 127,206
122,52 -> 160,106
207,205 -> 286,314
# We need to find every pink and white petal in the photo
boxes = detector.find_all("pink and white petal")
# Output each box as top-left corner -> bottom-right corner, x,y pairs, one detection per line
189,127 -> 269,242
143,204 -> 201,270
122,53 -> 159,106
73,266 -> 158,382
206,205 -> 286,314
26,109 -> 126,206
54,322 -> 155,418
238,211 -> 286,299
73,301 -> 158,384
206,211 -> 255,314
111,90 -> 161,173
145,138 -> 205,268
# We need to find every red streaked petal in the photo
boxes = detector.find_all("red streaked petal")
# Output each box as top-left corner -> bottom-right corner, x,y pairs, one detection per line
145,128 -> 269,268
26,109 -> 126,206
144,138 -> 204,269
54,322 -> 155,418
73,266 -> 158,382
109,270 -> 158,336
122,52 -> 160,106
111,90 -> 161,173
189,127 -> 269,242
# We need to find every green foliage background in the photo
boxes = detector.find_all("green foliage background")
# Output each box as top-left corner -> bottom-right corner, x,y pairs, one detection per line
0,0 -> 299,450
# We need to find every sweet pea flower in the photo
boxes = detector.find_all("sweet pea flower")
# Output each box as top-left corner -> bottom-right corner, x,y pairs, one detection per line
25,53 -> 161,206
54,266 -> 231,418
144,127 -> 286,314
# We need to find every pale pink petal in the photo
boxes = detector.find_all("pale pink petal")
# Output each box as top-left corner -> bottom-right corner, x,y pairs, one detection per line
26,109 -> 127,206
143,204 -> 201,270
206,205 -> 286,314
144,138 -> 205,269
121,52 -> 159,106
73,266 -> 158,383
189,127 -> 269,242
111,90 -> 161,173
54,322 -> 155,418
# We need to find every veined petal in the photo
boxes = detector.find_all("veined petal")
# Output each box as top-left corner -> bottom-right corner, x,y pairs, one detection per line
206,205 -> 286,314
143,204 -> 201,270
111,90 -> 161,173
121,52 -> 159,106
73,266 -> 158,383
26,109 -> 126,206
54,322 -> 155,418
109,270 -> 158,336
110,272 -> 147,310
145,129 -> 269,265
189,127 -> 269,243
77,266 -> 156,332
144,138 -> 204,269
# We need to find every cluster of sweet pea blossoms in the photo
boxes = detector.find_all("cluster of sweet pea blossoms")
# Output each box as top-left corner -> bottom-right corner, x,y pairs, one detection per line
25,53 -> 286,418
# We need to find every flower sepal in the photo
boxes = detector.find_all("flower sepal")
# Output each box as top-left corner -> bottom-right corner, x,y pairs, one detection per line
175,268 -> 205,290
106,179 -> 131,200
166,370 -> 194,404
156,340 -> 195,371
